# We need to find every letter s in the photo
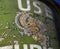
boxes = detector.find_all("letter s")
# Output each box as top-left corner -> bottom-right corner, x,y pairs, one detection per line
33,1 -> 42,14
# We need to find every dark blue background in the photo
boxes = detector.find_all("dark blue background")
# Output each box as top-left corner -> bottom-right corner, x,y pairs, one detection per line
55,0 -> 60,5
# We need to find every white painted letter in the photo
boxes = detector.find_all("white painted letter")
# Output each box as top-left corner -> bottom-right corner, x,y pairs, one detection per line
23,44 -> 28,49
18,0 -> 30,11
33,1 -> 42,14
14,45 -> 19,49
30,44 -> 42,49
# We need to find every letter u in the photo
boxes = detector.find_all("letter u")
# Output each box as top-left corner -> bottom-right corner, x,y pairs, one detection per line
18,0 -> 30,11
